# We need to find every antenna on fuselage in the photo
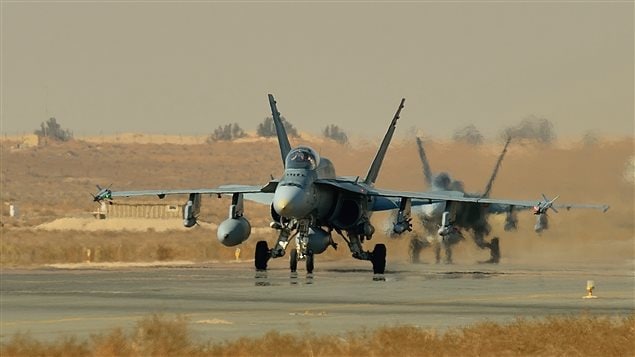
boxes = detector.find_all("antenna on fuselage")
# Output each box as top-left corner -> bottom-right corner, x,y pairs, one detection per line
268,94 -> 292,167
364,98 -> 405,186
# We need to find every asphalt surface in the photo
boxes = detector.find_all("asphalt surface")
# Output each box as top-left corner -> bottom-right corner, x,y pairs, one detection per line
1,259 -> 633,343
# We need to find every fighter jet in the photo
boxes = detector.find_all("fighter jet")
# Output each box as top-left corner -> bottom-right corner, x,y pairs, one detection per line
394,137 -> 514,264
95,95 -> 426,274
390,137 -> 609,264
94,94 -> 609,274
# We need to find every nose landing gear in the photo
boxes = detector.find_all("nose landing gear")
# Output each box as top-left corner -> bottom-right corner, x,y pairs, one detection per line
288,248 -> 315,274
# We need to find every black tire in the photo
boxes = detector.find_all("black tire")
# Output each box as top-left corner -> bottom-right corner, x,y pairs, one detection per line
306,252 -> 314,274
255,240 -> 270,271
489,237 -> 500,264
290,249 -> 298,273
372,243 -> 386,274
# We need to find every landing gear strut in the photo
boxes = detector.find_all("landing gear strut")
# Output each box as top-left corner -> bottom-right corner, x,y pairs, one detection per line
339,231 -> 387,275
475,234 -> 500,264
258,219 -> 321,274
409,237 -> 425,264
258,220 -> 386,275
482,237 -> 500,264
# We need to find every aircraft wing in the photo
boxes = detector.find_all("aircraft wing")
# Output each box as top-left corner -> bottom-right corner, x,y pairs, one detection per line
96,180 -> 278,205
314,180 -> 609,213
109,185 -> 264,198
461,199 -> 609,214
368,187 -> 609,212
316,179 -> 516,212
553,203 -> 610,212
461,197 -> 609,212
94,184 -> 269,204
484,202 -> 519,214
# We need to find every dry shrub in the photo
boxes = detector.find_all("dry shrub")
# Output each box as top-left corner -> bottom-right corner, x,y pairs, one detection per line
155,244 -> 174,261
1,314 -> 633,357
0,333 -> 45,357
0,229 -> 252,267
91,328 -> 131,357
89,314 -> 197,357
1,333 -> 88,357
129,314 -> 194,357
206,315 -> 635,357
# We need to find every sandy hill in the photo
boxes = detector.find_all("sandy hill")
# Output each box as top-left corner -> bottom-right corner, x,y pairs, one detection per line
1,135 -> 633,265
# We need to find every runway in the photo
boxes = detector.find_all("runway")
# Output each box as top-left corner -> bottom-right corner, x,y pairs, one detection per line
1,260 -> 633,343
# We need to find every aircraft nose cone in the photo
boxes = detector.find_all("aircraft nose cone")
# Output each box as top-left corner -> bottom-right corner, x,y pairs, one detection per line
273,198 -> 289,216
273,185 -> 312,218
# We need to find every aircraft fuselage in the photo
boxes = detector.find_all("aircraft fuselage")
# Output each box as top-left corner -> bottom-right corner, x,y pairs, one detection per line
272,147 -> 338,223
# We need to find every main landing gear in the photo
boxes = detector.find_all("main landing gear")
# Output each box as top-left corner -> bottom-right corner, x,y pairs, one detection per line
371,244 -> 386,274
254,240 -> 270,271
336,231 -> 386,275
254,222 -> 387,275
254,239 -> 317,274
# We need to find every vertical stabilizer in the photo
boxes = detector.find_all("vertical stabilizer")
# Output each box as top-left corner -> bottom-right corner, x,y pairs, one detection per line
364,98 -> 405,185
482,136 -> 511,197
268,94 -> 292,166
415,137 -> 433,188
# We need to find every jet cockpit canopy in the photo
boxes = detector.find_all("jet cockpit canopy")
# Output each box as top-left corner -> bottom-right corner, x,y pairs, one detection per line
286,147 -> 320,170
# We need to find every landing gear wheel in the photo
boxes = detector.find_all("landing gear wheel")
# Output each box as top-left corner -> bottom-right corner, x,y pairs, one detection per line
255,240 -> 270,271
489,237 -> 500,264
306,252 -> 314,274
371,244 -> 386,274
409,238 -> 423,264
290,249 -> 298,273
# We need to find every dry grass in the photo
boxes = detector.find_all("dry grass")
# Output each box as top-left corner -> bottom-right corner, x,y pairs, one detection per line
0,226 -> 382,267
1,314 -> 633,357
0,229 -> 267,267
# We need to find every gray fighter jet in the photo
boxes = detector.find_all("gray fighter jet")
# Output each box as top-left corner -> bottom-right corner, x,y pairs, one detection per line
391,137 -> 609,264
94,94 -> 609,274
392,137 -> 514,264
95,95 -> 421,274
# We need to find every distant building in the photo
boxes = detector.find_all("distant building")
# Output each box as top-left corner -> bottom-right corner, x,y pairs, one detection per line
94,202 -> 183,219
6,134 -> 38,151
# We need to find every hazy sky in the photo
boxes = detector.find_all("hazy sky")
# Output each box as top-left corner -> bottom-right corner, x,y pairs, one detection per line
2,1 -> 633,139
